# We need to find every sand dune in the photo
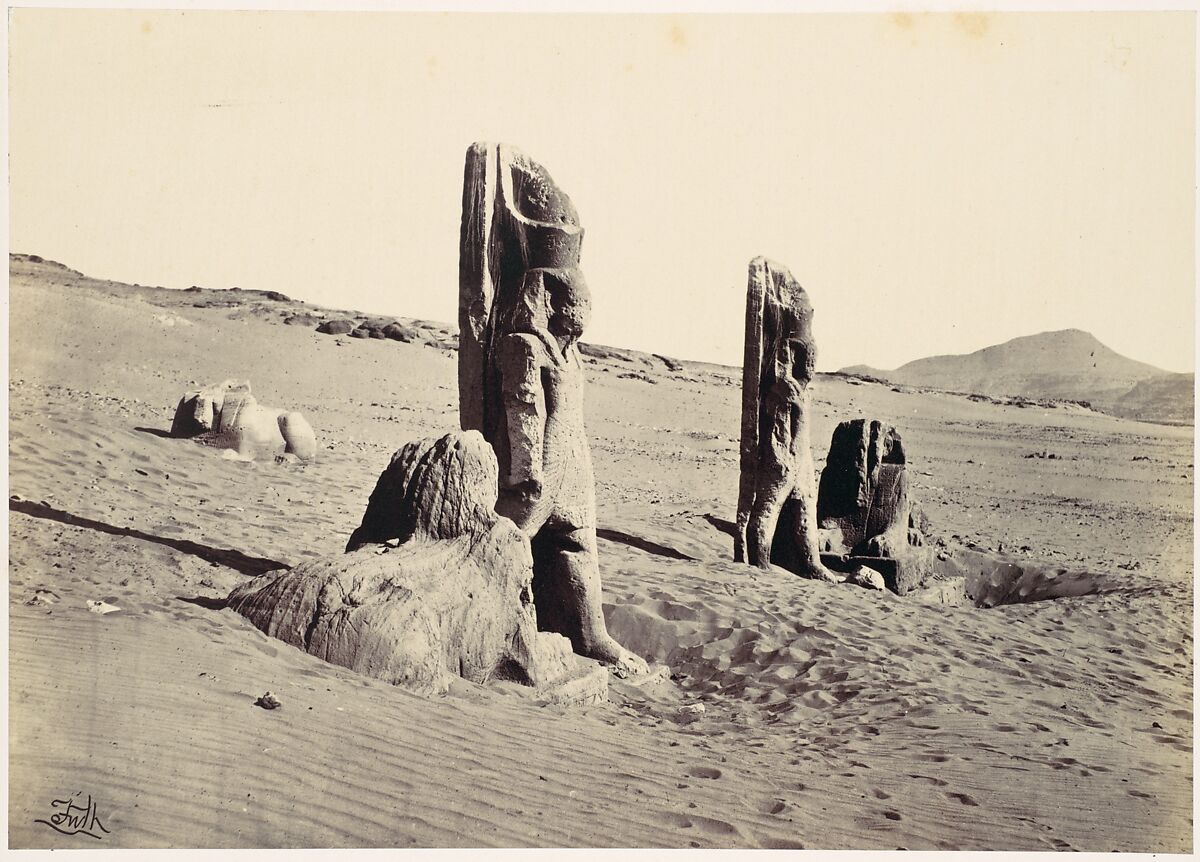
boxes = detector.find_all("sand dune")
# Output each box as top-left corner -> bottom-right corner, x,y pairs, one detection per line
8,263 -> 1193,850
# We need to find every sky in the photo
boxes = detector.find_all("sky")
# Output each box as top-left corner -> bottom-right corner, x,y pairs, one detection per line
8,7 -> 1196,373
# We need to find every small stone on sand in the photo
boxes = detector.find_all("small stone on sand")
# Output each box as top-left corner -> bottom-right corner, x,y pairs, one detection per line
255,692 -> 282,710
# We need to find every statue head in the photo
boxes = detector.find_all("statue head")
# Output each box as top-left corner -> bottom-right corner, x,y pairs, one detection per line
764,301 -> 816,389
785,334 -> 816,383
502,267 -> 591,350
545,269 -> 591,345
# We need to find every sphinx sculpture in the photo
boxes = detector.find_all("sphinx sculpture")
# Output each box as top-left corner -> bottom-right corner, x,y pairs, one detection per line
735,257 -> 838,582
171,379 -> 316,461
458,142 -> 647,677
228,431 -> 608,703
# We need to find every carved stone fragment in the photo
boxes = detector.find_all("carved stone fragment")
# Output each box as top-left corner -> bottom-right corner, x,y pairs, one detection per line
171,379 -> 316,461
817,418 -> 933,593
229,431 -> 607,703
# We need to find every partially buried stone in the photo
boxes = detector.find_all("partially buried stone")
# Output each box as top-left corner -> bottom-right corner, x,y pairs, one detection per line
170,379 -> 317,462
817,418 -> 910,557
316,319 -> 356,335
844,566 -> 886,591
254,691 -> 282,710
228,430 -> 608,704
816,418 -> 933,594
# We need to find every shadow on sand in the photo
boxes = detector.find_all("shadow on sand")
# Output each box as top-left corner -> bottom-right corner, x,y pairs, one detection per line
596,527 -> 695,561
9,498 -> 287,577
133,426 -> 175,439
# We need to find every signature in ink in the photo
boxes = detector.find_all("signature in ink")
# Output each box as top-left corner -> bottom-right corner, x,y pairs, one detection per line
34,792 -> 110,840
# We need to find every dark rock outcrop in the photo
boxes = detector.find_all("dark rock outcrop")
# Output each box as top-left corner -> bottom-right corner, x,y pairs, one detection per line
317,318 -> 357,335
382,322 -> 420,342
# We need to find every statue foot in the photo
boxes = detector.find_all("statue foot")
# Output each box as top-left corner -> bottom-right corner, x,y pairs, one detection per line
807,565 -> 845,584
583,635 -> 650,678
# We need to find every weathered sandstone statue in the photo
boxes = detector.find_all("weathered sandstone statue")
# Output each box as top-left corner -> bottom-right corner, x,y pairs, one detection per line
735,257 -> 837,582
171,379 -> 316,461
816,418 -> 932,593
228,431 -> 607,703
458,142 -> 647,677
817,418 -> 912,555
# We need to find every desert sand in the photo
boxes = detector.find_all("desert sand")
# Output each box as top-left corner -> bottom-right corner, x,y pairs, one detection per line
7,256 -> 1193,851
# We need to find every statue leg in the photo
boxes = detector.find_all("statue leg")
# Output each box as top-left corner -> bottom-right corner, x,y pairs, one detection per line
787,486 -> 841,582
747,467 -> 790,567
531,524 -> 648,677
749,469 -> 840,581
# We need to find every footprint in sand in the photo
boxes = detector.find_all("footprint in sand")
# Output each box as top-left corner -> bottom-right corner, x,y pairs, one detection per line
1040,836 -> 1073,850
908,773 -> 948,788
945,791 -> 979,806
656,810 -> 738,836
753,798 -> 788,815
761,837 -> 805,849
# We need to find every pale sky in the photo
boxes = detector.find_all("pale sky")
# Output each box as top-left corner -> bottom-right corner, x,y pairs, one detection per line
9,8 -> 1196,373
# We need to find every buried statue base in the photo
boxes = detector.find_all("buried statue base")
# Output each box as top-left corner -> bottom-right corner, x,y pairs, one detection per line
228,431 -> 608,704
813,419 -> 1120,604
816,418 -> 934,595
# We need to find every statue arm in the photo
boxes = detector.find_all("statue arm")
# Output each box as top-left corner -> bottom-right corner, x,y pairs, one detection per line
498,334 -> 547,494
764,378 -> 799,454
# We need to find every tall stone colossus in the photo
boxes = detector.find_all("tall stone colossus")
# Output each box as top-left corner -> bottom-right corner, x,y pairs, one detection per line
735,257 -> 837,581
458,142 -> 647,677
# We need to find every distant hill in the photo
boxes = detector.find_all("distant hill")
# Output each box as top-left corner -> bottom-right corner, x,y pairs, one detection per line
1108,372 -> 1195,425
6,253 -> 718,382
12,254 -> 1192,425
839,329 -> 1192,425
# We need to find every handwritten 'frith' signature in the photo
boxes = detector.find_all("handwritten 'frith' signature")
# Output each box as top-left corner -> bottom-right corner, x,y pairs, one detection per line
34,792 -> 110,840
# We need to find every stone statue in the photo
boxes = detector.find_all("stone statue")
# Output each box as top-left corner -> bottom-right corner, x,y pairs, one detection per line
458,142 -> 647,677
228,431 -> 608,704
817,419 -> 914,557
735,257 -> 837,581
816,418 -> 932,594
171,379 -> 316,461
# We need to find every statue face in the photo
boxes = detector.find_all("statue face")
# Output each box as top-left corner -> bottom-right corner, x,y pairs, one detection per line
546,270 -> 591,342
788,337 -> 815,381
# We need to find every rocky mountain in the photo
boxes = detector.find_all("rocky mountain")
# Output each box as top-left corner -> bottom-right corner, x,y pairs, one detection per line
840,329 -> 1192,425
